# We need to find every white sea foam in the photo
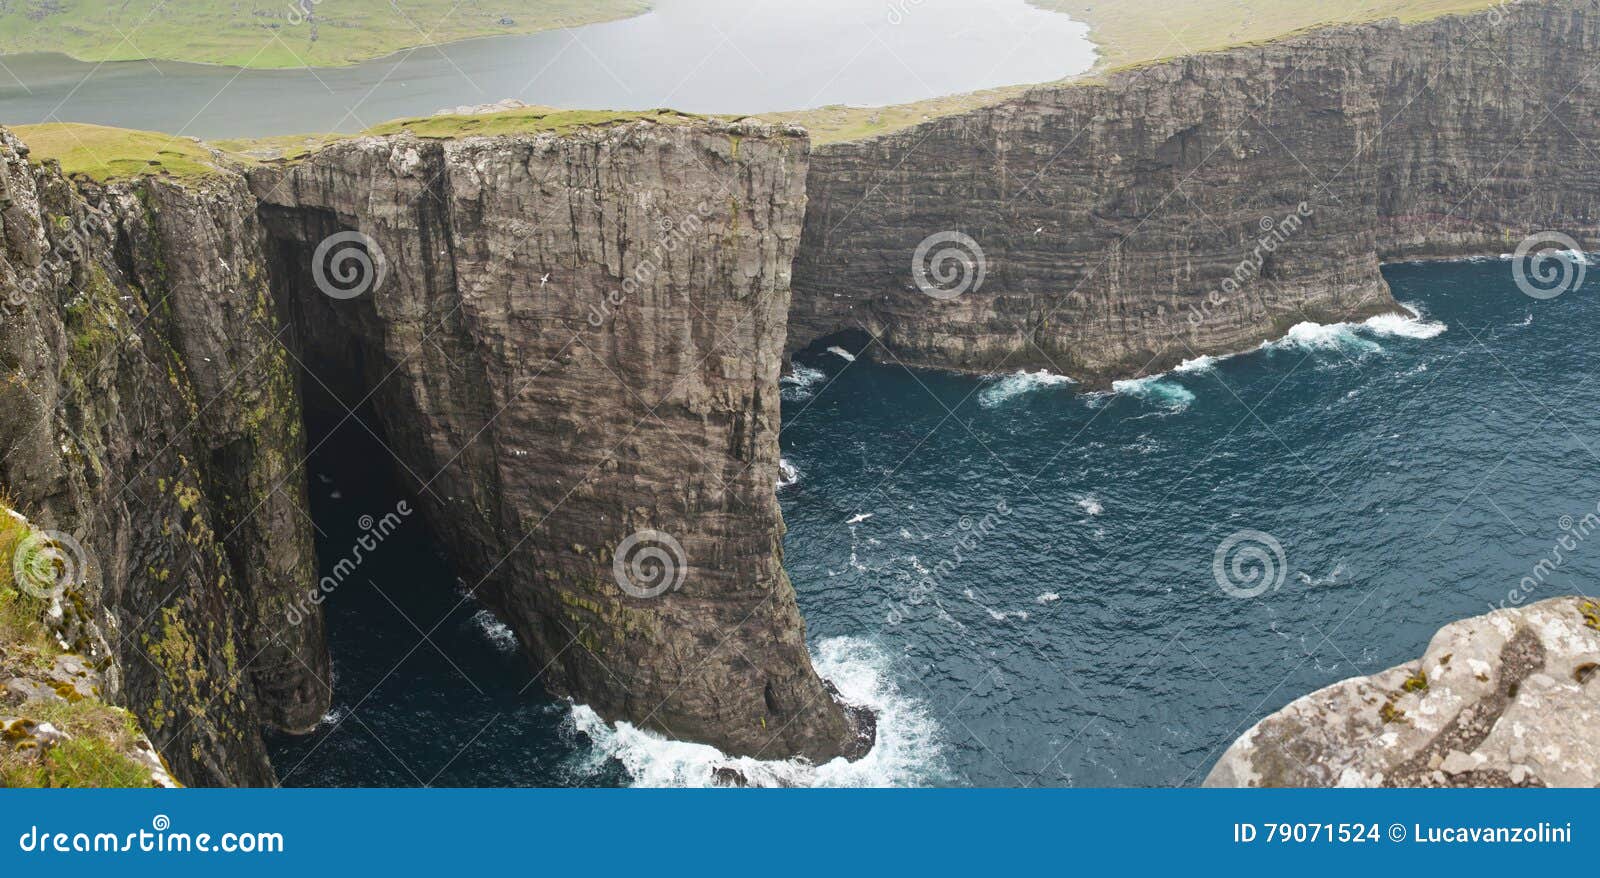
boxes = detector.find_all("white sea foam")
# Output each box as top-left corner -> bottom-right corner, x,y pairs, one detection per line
1172,354 -> 1218,374
1036,592 -> 1060,604
1362,304 -> 1446,339
1260,320 -> 1381,354
1110,375 -> 1196,411
1076,495 -> 1104,516
780,363 -> 827,402
976,369 -> 1075,408
826,346 -> 857,362
985,608 -> 1030,622
566,637 -> 946,787
471,609 -> 518,653
776,458 -> 801,490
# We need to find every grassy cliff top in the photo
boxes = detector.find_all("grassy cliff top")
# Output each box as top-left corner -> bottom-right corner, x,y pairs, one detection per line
358,106 -> 726,139
0,0 -> 649,69
770,0 -> 1513,144
12,123 -> 232,183
15,110 -> 756,176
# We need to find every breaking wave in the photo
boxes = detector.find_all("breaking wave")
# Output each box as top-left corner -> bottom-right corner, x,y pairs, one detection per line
1172,355 -> 1218,374
1362,304 -> 1447,339
471,609 -> 518,653
777,458 -> 801,490
1260,320 -> 1382,354
1262,305 -> 1445,356
780,364 -> 826,402
977,369 -> 1075,407
564,636 -> 947,787
1110,375 -> 1196,411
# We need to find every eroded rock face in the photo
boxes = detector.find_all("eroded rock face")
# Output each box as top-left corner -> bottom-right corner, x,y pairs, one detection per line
0,128 -> 329,785
792,0 -> 1600,382
1204,597 -> 1600,788
247,120 -> 869,762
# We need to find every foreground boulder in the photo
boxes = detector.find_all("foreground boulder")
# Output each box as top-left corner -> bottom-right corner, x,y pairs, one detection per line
1205,596 -> 1600,787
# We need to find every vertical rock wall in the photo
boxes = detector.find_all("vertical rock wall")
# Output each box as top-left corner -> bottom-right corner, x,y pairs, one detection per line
791,0 -> 1600,381
0,128 -> 329,785
248,120 -> 869,762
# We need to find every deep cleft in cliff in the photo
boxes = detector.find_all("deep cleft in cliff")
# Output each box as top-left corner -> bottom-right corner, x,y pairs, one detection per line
1,110 -> 873,783
245,109 -> 871,763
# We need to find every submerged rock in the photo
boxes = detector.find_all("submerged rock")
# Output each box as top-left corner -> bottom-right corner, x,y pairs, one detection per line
1205,596 -> 1600,787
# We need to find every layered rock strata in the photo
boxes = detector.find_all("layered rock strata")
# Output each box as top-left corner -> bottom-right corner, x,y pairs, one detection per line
791,0 -> 1600,382
247,120 -> 868,762
0,128 -> 327,785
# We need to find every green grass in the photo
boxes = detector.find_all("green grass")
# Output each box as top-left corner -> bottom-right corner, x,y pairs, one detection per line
13,123 -> 230,183
0,0 -> 650,68
766,0 -> 1512,143
358,106 -> 723,139
0,500 -> 160,788
1035,0 -> 1510,72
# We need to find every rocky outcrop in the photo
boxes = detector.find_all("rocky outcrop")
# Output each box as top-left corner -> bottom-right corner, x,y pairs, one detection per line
246,119 -> 869,763
1204,597 -> 1600,787
791,0 -> 1600,382
0,127 -> 329,785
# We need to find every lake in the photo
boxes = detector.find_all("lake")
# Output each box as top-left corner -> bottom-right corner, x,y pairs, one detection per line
0,0 -> 1095,138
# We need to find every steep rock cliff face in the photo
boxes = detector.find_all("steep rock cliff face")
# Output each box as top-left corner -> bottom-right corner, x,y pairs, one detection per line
247,120 -> 869,762
0,128 -> 329,785
791,0 -> 1600,382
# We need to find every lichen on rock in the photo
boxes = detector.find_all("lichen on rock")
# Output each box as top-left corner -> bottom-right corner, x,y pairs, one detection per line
1204,597 -> 1600,788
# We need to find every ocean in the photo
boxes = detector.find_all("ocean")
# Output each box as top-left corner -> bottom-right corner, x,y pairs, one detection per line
271,256 -> 1600,786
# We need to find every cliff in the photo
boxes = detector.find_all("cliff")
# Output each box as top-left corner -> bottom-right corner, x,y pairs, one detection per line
1205,597 -> 1600,787
246,115 -> 868,763
0,126 -> 328,785
790,0 -> 1600,382
2,111 -> 871,782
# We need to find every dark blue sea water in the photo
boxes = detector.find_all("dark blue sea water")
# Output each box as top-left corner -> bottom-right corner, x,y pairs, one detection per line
271,257 -> 1600,786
